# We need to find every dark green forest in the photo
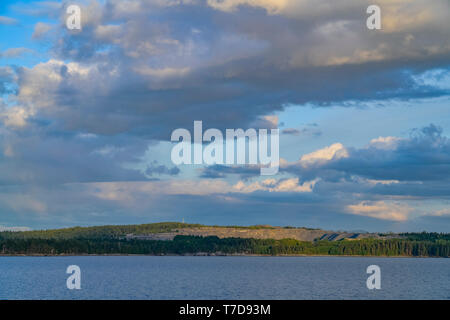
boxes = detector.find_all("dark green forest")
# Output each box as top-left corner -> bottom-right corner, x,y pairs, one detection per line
1,235 -> 448,257
400,232 -> 450,242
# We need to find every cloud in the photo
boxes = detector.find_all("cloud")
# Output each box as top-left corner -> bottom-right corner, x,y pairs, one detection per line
232,177 -> 317,193
0,106 -> 31,128
284,124 -> 450,183
198,124 -> 450,203
206,0 -> 450,35
368,136 -> 402,150
0,16 -> 18,25
91,180 -> 232,199
195,124 -> 450,217
0,192 -> 48,214
299,143 -> 349,165
200,164 -> 261,179
207,0 -> 287,14
0,225 -> 31,232
90,176 -> 316,200
145,161 -> 180,177
428,209 -> 450,217
0,47 -> 33,58
282,128 -> 301,135
347,200 -> 412,221
0,0 -> 449,232
282,126 -> 322,137
1,0 -> 447,142
0,129 -> 149,186
32,22 -> 53,39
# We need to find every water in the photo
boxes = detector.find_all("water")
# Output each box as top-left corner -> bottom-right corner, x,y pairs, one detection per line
0,256 -> 448,299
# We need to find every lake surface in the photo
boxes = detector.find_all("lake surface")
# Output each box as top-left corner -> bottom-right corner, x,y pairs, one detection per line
0,256 -> 448,299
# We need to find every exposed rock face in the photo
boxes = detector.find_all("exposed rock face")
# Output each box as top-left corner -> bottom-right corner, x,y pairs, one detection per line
125,226 -> 384,242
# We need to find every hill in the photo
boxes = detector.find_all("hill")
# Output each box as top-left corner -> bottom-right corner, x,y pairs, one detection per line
0,222 -> 448,257
0,222 -> 390,241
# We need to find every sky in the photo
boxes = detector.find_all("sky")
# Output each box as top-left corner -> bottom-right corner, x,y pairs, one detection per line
0,0 -> 449,232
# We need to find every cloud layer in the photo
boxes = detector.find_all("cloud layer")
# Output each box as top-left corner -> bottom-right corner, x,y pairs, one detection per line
0,0 -> 449,231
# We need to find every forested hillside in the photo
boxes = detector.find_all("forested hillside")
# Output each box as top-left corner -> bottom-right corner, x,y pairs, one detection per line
1,223 -> 448,257
0,222 -> 202,240
0,235 -> 448,257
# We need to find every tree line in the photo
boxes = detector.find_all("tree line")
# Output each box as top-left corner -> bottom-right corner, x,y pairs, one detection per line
1,235 -> 448,257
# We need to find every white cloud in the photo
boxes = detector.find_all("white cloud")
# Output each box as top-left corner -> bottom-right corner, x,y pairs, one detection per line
347,200 -> 412,221
369,136 -> 402,150
207,0 -> 288,14
90,176 -> 316,204
300,143 -> 349,165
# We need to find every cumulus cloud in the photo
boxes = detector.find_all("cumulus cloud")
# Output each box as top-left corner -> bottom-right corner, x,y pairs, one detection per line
195,124 -> 450,221
283,124 -> 450,183
2,0 -> 447,141
0,106 -> 31,128
368,136 -> 402,150
207,0 -> 450,34
299,143 -> 349,165
200,124 -> 450,202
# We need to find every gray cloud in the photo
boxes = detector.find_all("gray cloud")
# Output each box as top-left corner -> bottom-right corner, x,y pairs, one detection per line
145,161 -> 180,177
4,0 -> 448,140
282,127 -> 322,136
32,22 -> 53,39
0,47 -> 33,58
0,0 -> 449,231
200,124 -> 450,201
200,164 -> 260,179
301,124 -> 450,183
0,130 -> 149,185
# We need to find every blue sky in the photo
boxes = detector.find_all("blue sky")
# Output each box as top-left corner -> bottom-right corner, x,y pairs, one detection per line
0,0 -> 449,232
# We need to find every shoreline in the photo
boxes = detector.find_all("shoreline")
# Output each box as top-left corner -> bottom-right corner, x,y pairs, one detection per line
0,253 -> 445,258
